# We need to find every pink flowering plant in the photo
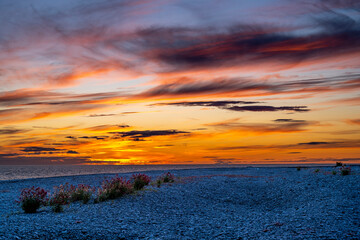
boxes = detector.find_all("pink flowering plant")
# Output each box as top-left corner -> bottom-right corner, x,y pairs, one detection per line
70,184 -> 94,204
17,187 -> 48,213
95,176 -> 133,202
49,183 -> 72,212
160,172 -> 175,183
131,173 -> 151,190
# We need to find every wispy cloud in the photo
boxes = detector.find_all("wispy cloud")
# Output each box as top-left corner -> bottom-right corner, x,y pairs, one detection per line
153,100 -> 261,107
0,89 -> 125,123
155,100 -> 309,113
346,119 -> 360,126
86,124 -> 131,131
204,118 -> 314,134
109,130 -> 189,141
21,146 -> 64,154
137,74 -> 360,99
227,106 -> 309,112
273,119 -> 306,123
0,128 -> 29,135
86,114 -> 118,117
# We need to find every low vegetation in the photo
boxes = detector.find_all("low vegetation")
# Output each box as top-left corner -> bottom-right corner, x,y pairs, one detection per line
17,187 -> 48,213
16,163 -> 356,214
332,162 -> 351,176
18,172 -> 169,213
70,184 -> 94,204
340,166 -> 351,176
95,176 -> 133,202
131,173 -> 151,190
159,172 -> 175,183
49,184 -> 72,213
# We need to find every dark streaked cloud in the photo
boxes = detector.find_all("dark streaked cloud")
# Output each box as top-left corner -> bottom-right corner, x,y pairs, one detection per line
118,124 -> 131,128
109,130 -> 189,141
154,100 -> 260,107
21,146 -> 64,153
86,114 -> 117,117
273,119 -> 306,123
155,100 -> 309,113
66,136 -> 76,139
227,106 -> 309,112
297,141 -> 333,145
79,136 -> 108,140
67,150 -> 79,154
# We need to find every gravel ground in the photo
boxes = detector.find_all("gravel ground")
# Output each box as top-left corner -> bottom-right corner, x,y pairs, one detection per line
0,166 -> 359,240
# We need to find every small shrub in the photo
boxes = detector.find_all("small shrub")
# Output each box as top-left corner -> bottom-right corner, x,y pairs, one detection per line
95,176 -> 133,202
161,172 -> 175,183
70,184 -> 94,204
335,162 -> 343,167
18,187 -> 48,213
340,166 -> 351,176
49,184 -> 72,212
314,169 -> 320,173
131,173 -> 151,190
296,166 -> 301,171
332,170 -> 337,175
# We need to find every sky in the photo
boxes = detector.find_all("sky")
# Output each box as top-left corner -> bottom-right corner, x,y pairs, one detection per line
0,0 -> 360,165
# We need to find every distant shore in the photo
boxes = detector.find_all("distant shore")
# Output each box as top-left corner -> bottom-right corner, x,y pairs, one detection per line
1,166 -> 359,239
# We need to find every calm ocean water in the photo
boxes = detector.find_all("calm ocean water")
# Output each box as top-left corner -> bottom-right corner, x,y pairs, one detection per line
0,164 -> 241,181
0,163 -> 334,181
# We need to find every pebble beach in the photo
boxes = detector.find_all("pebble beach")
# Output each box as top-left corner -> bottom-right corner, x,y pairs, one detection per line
0,166 -> 359,240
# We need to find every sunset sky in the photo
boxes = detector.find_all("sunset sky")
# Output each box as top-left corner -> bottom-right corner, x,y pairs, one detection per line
0,0 -> 359,165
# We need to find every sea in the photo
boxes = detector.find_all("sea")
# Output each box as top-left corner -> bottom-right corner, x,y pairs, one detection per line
0,164 -> 239,181
0,163 -> 336,181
